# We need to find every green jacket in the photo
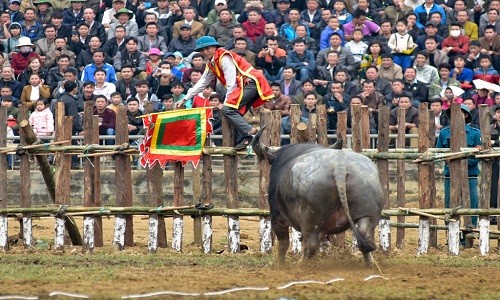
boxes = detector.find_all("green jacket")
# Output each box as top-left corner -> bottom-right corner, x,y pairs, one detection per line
428,78 -> 460,99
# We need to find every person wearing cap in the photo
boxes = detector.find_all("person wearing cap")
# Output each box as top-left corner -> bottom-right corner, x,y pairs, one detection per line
167,23 -> 196,58
172,6 -> 205,40
11,37 -> 41,76
62,0 -> 85,28
436,104 -> 481,227
176,36 -> 273,150
108,7 -> 138,39
415,21 -> 444,51
271,0 -> 291,29
81,7 -> 106,43
33,0 -> 53,25
7,0 -> 24,23
102,0 -> 136,30
137,22 -> 168,54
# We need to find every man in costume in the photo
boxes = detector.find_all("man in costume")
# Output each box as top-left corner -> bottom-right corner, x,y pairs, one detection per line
176,36 -> 273,150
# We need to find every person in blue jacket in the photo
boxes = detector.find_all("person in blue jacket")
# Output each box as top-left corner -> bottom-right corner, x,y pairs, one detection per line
414,0 -> 446,29
436,104 -> 481,227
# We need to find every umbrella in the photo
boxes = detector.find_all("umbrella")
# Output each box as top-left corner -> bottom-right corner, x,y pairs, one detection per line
440,85 -> 465,97
473,79 -> 500,93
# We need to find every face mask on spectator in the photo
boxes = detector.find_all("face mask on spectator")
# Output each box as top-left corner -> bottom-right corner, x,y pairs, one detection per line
20,46 -> 31,53
450,30 -> 461,37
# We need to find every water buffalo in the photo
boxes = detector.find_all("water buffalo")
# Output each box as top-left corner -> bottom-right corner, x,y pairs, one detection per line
252,130 -> 384,266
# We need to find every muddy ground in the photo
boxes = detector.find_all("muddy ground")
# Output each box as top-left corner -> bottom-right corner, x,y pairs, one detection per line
0,215 -> 500,299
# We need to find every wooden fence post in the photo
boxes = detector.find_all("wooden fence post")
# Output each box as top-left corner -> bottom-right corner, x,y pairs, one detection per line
396,108 -> 406,250
201,138 -> 213,254
114,106 -> 133,249
19,106 -> 32,248
350,104 -> 362,251
172,161 -> 185,252
361,106 -> 370,149
377,106 -> 391,254
288,105 -> 302,254
258,110 -> 272,253
316,105 -> 328,146
417,103 -> 431,255
222,116 -> 239,253
0,106 -> 7,251
478,105 -> 492,255
428,110 -> 438,248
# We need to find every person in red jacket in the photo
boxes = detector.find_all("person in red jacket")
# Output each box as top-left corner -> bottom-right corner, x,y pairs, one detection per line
176,36 -> 273,150
11,37 -> 41,76
241,8 -> 267,42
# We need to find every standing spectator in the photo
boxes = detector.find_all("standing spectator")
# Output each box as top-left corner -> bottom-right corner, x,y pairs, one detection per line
490,105 -> 500,218
436,104 -> 480,227
388,19 -> 417,71
256,36 -> 287,82
93,94 -> 116,144
11,37 -> 41,76
108,8 -> 138,39
344,29 -> 368,63
286,38 -> 315,82
403,67 -> 429,107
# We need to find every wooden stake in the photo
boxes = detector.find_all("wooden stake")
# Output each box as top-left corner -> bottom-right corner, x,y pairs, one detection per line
396,108 -> 406,250
0,106 -> 7,251
258,111 -> 272,253
377,106 -> 390,253
479,104 -> 492,255
172,161 -> 184,252
316,105 -> 328,146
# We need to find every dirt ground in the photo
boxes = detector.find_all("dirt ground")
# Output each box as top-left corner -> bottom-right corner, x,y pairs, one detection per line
1,215 -> 500,299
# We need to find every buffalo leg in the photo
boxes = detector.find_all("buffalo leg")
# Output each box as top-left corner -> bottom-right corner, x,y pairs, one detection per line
273,216 -> 290,265
300,213 -> 321,261
355,217 -> 377,266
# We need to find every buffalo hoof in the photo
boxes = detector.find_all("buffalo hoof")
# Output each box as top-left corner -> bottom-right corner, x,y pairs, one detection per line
363,252 -> 374,268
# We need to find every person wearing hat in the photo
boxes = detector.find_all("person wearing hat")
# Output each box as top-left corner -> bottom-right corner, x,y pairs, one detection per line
102,0 -> 137,30
7,0 -> 25,23
62,0 -> 85,28
176,36 -> 273,150
11,36 -> 41,76
33,0 -> 53,25
415,21 -> 444,51
108,7 -> 138,39
436,103 -> 481,227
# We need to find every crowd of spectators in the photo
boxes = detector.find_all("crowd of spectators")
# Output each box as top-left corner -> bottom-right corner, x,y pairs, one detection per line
0,0 -> 499,155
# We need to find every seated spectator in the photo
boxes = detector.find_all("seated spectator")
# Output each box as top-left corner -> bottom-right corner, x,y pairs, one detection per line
107,92 -> 124,113
224,25 -> 255,52
293,79 -> 324,107
333,70 -> 360,99
389,95 -> 419,148
324,81 -> 350,133
430,98 -> 449,134
126,97 -> 144,136
478,26 -> 500,70
35,25 -> 57,61
414,0 -> 445,29
429,63 -> 460,99
47,55 -> 77,91
138,12 -> 167,42
101,25 -> 126,61
233,37 -> 256,66
133,79 -> 160,111
81,49 -> 117,83
414,52 -> 439,84
208,94 -> 223,142
51,69 -> 83,111
346,96 -> 377,133
356,0 -> 382,25
279,8 -> 309,42
295,24 -> 318,56
450,55 -> 474,90
192,85 -> 214,108
331,0 -> 353,26
207,9 -> 238,46
314,50 -> 341,96
183,69 -> 203,91
472,87 -> 495,107
93,69 -> 116,101
81,81 -> 96,103
20,8 -> 42,42
388,19 -> 417,71
0,12 -> 11,40
170,80 -> 186,105
144,48 -> 162,76
316,6 -> 332,35
0,86 -> 19,107
345,29 -> 368,63
276,66 -> 302,97
62,0 -> 84,28
442,23 -> 470,64
474,55 -> 499,84
403,67 -> 429,107
316,32 -> 356,77
167,24 -> 196,58
7,0 -> 23,24
162,53 -> 184,80
343,9 -> 380,42
93,94 -> 117,145
456,10 -> 478,41
301,91 -> 319,120
300,0 -> 322,40
286,38 -> 315,82
172,6 -> 205,39
2,96 -> 20,141
76,37 -> 105,72
415,22 -> 444,52
385,79 -> 414,109
319,16 -> 344,51
445,0 -> 473,25
384,0 -> 413,26
69,23 -> 91,57
18,57 -> 48,88
44,37 -> 76,69
137,22 -> 168,55
11,37 -> 41,77
34,0 -> 53,26
365,66 -> 392,96
429,12 -> 449,38
114,37 -> 147,80
259,83 -> 291,117
440,86 -> 464,110
423,35 -> 448,68
256,36 -> 287,82
360,41 -> 385,78
0,67 -> 23,99
206,0 -> 236,28
358,80 -> 385,118
160,94 -> 175,112
406,13 -> 424,42
242,8 -> 266,42
115,65 -> 138,101
20,73 -> 50,112
479,8 -> 500,36
463,98 -> 480,128
148,62 -> 178,100
102,0 -> 137,31
4,22 -> 24,55
49,11 -> 72,40
375,21 -> 394,53
108,8 -> 138,39
378,53 -> 403,82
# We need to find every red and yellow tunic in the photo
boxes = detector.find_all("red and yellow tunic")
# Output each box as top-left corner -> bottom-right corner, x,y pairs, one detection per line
206,48 -> 273,115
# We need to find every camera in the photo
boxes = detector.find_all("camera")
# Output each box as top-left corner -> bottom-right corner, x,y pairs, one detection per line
71,30 -> 78,36
56,47 -> 62,52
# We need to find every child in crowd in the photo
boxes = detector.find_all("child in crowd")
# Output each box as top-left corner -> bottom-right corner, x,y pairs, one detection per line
173,52 -> 186,71
5,22 -> 24,55
332,0 -> 353,26
171,80 -> 187,107
145,48 -> 162,76
388,19 -> 417,71
29,98 -> 54,138
320,16 -> 344,50
209,94 -> 223,146
192,86 -> 214,108
161,94 -> 174,112
474,55 -> 499,84
133,79 -> 160,111
345,29 -> 368,63
107,92 -> 124,113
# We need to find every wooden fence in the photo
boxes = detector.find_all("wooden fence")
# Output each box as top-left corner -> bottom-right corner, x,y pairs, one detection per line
0,102 -> 499,256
